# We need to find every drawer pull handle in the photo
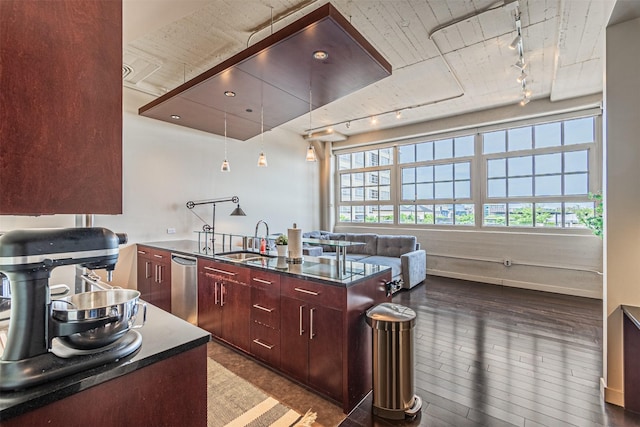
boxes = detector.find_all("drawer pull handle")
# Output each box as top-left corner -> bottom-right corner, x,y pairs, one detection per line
153,254 -> 164,259
294,287 -> 319,296
252,339 -> 274,350
137,250 -> 146,255
299,305 -> 304,336
252,278 -> 272,285
204,266 -> 236,276
310,308 -> 315,340
253,304 -> 273,313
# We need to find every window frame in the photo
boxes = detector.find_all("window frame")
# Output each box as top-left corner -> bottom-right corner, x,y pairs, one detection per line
333,109 -> 602,234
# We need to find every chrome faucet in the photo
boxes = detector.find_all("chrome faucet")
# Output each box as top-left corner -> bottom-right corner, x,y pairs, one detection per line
254,220 -> 270,253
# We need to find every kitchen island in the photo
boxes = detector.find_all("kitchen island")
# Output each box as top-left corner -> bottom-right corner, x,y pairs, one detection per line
138,239 -> 392,413
0,304 -> 210,425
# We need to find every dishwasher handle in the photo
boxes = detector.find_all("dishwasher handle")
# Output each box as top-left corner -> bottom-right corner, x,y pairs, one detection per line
171,254 -> 197,266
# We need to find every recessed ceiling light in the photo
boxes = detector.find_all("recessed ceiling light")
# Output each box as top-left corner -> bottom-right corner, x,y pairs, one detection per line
224,91 -> 236,97
170,114 -> 180,120
313,50 -> 328,60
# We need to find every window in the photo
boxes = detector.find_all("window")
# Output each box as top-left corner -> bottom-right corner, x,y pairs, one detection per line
481,117 -> 596,228
335,114 -> 599,231
396,136 -> 475,225
337,148 -> 393,224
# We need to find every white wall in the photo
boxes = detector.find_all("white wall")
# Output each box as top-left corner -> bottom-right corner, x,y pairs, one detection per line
603,14 -> 640,407
0,88 -> 321,288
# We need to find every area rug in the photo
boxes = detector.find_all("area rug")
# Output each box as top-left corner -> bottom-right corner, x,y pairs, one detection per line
207,358 -> 317,427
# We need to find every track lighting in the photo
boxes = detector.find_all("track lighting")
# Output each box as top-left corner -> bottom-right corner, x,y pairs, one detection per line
395,111 -> 402,119
519,96 -> 530,106
509,35 -> 521,50
370,116 -> 378,125
516,71 -> 527,84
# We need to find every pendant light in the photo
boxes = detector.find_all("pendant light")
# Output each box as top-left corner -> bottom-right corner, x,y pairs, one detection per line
220,112 -> 231,172
257,104 -> 268,167
306,86 -> 317,162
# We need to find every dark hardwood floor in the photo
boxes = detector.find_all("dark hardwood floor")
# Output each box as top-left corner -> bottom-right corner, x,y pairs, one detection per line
343,276 -> 640,427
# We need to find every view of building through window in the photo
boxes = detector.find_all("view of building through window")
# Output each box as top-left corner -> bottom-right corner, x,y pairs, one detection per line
336,115 -> 599,230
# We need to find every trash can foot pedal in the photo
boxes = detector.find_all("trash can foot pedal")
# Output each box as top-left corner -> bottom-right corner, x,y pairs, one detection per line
405,395 -> 422,417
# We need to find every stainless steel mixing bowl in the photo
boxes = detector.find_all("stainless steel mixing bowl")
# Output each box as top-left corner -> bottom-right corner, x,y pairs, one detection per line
51,289 -> 146,350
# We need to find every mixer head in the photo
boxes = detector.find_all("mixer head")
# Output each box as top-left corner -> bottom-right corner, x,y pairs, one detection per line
0,227 -> 128,275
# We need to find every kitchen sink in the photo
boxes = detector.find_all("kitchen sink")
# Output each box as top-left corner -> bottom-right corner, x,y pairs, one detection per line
216,251 -> 275,262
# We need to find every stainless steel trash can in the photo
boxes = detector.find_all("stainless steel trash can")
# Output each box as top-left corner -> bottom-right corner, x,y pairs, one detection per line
366,302 -> 422,420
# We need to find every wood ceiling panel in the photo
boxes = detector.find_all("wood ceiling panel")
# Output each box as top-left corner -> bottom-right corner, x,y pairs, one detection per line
138,3 -> 391,141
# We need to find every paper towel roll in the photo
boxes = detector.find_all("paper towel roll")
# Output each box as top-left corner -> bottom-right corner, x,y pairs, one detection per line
287,226 -> 303,262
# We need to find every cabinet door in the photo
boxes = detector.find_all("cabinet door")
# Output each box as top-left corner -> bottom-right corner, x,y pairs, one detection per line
308,305 -> 343,400
280,296 -> 310,383
197,270 -> 222,336
0,0 -> 122,214
226,282 -> 251,351
136,249 -> 152,302
152,259 -> 172,312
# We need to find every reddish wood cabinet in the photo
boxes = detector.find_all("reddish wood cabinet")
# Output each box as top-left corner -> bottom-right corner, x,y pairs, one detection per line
0,0 -> 122,214
136,246 -> 171,313
198,259 -> 251,352
250,270 -> 282,367
280,278 -> 344,401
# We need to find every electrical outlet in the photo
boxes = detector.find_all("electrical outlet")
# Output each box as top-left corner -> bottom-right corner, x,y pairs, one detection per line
167,228 -> 176,234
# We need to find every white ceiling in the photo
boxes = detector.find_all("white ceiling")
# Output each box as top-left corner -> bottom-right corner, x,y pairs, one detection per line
123,0 -> 614,140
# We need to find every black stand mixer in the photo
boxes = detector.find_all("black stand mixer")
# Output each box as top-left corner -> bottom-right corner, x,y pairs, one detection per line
0,227 -> 142,390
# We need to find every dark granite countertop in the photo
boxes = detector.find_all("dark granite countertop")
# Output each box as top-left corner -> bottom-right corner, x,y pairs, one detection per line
622,305 -> 640,330
138,239 -> 391,286
0,304 -> 210,420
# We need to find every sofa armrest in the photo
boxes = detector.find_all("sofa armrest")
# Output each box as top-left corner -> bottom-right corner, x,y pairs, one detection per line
400,249 -> 426,289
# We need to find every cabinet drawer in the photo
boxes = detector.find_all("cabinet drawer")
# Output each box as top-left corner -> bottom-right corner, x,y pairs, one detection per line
251,288 -> 280,330
281,277 -> 344,309
198,258 -> 250,284
137,246 -> 170,262
251,323 -> 280,368
250,270 -> 281,292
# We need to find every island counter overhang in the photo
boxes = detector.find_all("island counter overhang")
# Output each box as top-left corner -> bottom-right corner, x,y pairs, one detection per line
139,239 -> 393,413
0,304 -> 211,425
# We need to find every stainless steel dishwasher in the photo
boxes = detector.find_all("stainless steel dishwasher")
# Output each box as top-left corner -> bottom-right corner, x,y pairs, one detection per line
170,254 -> 197,325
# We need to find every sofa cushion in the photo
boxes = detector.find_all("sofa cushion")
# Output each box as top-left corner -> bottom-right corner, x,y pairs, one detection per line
361,255 -> 402,280
319,232 -> 345,252
302,230 -> 322,239
376,235 -> 417,258
345,233 -> 377,255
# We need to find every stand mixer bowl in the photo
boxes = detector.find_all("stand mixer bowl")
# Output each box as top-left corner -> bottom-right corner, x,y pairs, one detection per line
51,289 -> 146,350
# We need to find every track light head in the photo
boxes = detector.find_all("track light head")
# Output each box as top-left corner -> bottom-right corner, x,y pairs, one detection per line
516,71 -> 527,84
509,35 -> 522,50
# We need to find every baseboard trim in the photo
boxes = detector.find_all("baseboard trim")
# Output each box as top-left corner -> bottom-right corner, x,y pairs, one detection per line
426,268 -> 602,299
602,380 -> 624,407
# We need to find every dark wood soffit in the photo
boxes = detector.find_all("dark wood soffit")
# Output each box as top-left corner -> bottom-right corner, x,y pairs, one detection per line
138,3 -> 392,141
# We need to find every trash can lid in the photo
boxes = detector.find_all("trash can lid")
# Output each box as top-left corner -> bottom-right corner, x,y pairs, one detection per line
366,302 -> 416,330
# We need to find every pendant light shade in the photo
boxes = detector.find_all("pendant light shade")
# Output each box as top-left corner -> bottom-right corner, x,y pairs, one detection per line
306,145 -> 317,162
257,152 -> 268,167
220,112 -> 231,172
230,203 -> 246,216
257,104 -> 268,167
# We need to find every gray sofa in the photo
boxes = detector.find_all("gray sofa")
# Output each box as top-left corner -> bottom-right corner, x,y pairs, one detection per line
302,231 -> 426,290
